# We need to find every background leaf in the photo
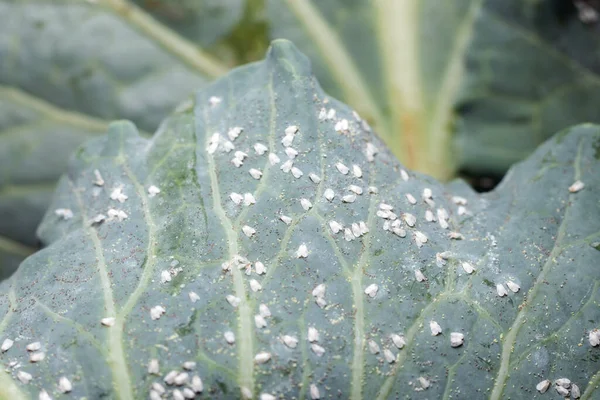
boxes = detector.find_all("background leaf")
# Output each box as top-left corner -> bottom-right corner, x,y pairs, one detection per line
0,41 -> 598,400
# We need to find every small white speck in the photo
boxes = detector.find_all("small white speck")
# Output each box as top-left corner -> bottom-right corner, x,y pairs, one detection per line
207,133 -> 220,154
589,329 -> 600,346
309,173 -> 321,183
285,147 -> 298,159
311,343 -> 325,356
291,167 -> 303,178
452,196 -> 468,205
285,125 -> 299,135
406,193 -> 417,205
461,262 -> 475,274
254,143 -> 268,155
249,279 -> 262,292
342,194 -> 356,203
308,327 -> 319,342
368,340 -> 380,354
496,284 -> 508,297
391,334 -> 406,349
58,376 -> 73,393
283,335 -> 299,348
255,261 -> 266,275
148,359 -> 160,375
209,96 -> 222,106
324,188 -> 335,201
400,169 -> 409,181
260,394 -> 276,400
506,281 -> 520,293
17,370 -> 32,384
150,306 -> 166,320
259,304 -> 271,318
249,168 -> 262,180
296,244 -> 309,258
348,185 -> 363,195
457,206 -> 468,216
280,215 -> 292,225
569,180 -> 585,193
402,213 -> 416,227
93,169 -> 104,186
415,269 -> 426,282
242,225 -> 256,238
310,383 -> 321,399
329,220 -> 343,234
418,377 -> 430,390
226,295 -> 241,308
536,379 -> 551,393
383,348 -> 396,363
224,331 -> 236,344
147,185 -> 161,197
243,193 -> 256,206
107,208 -> 128,222
101,317 -> 115,327
448,231 -> 464,240
450,332 -> 464,347
335,162 -> 349,175
430,321 -> 442,336
1,338 -> 13,352
364,284 -> 378,298
55,208 -> 74,220
254,351 -> 271,364
26,342 -> 41,352
268,153 -> 280,165
30,352 -> 45,362
280,159 -> 293,173
227,127 -> 243,141
255,314 -> 267,329
352,164 -> 363,178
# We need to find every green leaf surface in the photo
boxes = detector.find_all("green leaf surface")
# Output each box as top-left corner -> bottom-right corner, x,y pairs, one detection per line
1,41 -> 599,399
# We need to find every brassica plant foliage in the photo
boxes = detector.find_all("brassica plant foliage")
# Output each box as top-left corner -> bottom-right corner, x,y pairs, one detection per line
0,41 -> 598,400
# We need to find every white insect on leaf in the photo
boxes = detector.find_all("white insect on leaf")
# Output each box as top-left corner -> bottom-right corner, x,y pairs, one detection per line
17,370 -> 32,384
555,378 -> 571,388
101,317 -> 115,327
352,164 -> 363,178
506,281 -> 520,293
365,142 -> 378,162
296,244 -> 309,258
231,157 -> 244,168
148,359 -> 160,375
414,231 -> 428,247
291,167 -> 304,178
430,321 -> 442,336
496,283 -> 509,297
243,193 -> 256,206
344,228 -> 354,241
311,343 -> 326,356
329,220 -> 343,234
555,386 -> 569,397
209,96 -> 222,106
312,284 -> 326,299
351,223 -> 362,238
182,388 -> 196,399
55,208 -> 74,220
422,188 -> 433,200
254,352 -> 271,364
461,262 -> 475,274
182,361 -> 196,371
280,215 -> 292,225
207,133 -> 220,154
160,270 -> 172,283
255,314 -> 267,329
91,214 -> 106,225
383,349 -> 396,363
335,118 -> 349,133
368,340 -> 380,354
364,284 -> 379,298
226,295 -> 241,308
93,169 -> 104,186
400,169 -> 409,181
283,335 -> 299,349
147,185 -> 161,198
222,141 -> 235,153
418,377 -> 431,390
569,180 -> 585,193
368,186 -> 378,194
260,394 -> 276,400
359,221 -> 369,235
259,304 -> 271,318
58,376 -> 73,393
285,147 -> 298,159
30,352 -> 45,362
280,159 -> 293,173
348,185 -> 363,195
1,338 -> 14,352
324,188 -> 335,201
335,162 -> 349,175
316,297 -> 327,308
425,209 -> 436,222
402,213 -> 416,227
452,196 -> 468,205
415,269 -> 427,282
309,173 -> 321,183
164,370 -> 178,385
39,390 -> 52,400
268,153 -> 280,165
249,168 -> 263,180
107,208 -> 128,222
391,334 -> 406,349
224,331 -> 236,344
310,383 -> 321,399
450,332 -> 464,348
230,193 -> 244,205
26,342 -> 41,352
151,383 -> 165,395
457,206 -> 469,216
241,387 -> 253,400
536,379 -> 551,393
342,194 -> 357,203
588,328 -> 600,346
242,225 -> 256,238
255,261 -> 266,275
318,107 -> 327,121
571,384 -> 581,399
448,231 -> 464,240
249,279 -> 262,292
174,372 -> 189,385
150,305 -> 166,320
254,143 -> 268,155
406,193 -> 417,205
284,125 -> 299,136
282,134 -> 295,147
227,126 -> 243,141
308,327 -> 319,342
